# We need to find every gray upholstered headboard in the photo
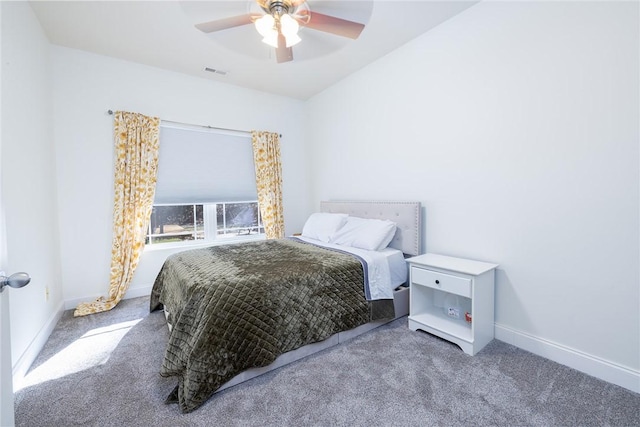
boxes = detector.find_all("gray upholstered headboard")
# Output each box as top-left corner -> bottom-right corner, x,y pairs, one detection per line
320,200 -> 422,256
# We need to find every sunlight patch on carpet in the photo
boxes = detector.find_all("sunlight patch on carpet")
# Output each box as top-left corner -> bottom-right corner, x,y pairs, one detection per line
14,318 -> 142,391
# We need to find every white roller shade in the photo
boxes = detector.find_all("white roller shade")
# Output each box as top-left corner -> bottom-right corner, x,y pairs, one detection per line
154,124 -> 257,204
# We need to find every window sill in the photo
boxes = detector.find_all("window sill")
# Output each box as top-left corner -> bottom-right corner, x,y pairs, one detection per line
143,234 -> 266,252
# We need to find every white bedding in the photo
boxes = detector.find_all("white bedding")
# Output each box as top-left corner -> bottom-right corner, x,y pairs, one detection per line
294,236 -> 407,300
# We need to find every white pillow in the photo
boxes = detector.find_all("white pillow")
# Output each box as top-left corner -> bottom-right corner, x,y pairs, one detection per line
330,216 -> 397,251
301,213 -> 348,243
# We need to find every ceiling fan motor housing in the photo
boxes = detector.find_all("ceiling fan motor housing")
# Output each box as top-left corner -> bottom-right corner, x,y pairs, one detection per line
261,0 -> 295,16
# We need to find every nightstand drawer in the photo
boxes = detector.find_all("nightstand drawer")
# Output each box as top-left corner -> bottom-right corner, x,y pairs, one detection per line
411,266 -> 471,298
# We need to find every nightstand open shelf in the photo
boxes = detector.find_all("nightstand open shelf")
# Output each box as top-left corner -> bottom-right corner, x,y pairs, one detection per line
410,312 -> 472,341
407,253 -> 498,356
410,284 -> 472,341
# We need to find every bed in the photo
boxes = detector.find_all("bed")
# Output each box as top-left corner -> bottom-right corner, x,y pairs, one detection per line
150,200 -> 422,413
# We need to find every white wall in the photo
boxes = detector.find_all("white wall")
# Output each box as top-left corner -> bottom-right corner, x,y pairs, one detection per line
306,1 -> 639,387
1,2 -> 63,372
51,47 -> 310,306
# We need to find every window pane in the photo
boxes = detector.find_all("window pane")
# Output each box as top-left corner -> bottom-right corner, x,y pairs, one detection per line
216,202 -> 262,237
148,205 -> 203,244
227,203 -> 259,228
195,204 -> 204,240
216,204 -> 224,229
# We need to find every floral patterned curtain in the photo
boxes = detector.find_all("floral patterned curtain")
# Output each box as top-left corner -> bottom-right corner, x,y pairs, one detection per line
251,131 -> 284,239
74,111 -> 160,317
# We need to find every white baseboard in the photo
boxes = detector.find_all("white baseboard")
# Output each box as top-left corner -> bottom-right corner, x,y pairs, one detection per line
495,323 -> 639,394
12,300 -> 64,386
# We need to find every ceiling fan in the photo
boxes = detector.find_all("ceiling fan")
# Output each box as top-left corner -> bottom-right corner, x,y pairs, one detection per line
194,0 -> 367,64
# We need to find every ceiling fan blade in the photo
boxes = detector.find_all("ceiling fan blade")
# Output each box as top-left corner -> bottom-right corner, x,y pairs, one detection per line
305,12 -> 365,39
276,33 -> 293,63
195,14 -> 255,33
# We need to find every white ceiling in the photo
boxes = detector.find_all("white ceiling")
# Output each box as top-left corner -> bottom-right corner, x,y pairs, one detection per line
29,0 -> 478,100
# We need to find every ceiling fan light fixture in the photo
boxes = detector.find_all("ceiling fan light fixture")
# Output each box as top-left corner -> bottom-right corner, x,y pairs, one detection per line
262,32 -> 279,48
255,3 -> 301,49
262,31 -> 299,48
279,14 -> 301,47
284,32 -> 301,48
255,14 -> 276,37
279,14 -> 298,36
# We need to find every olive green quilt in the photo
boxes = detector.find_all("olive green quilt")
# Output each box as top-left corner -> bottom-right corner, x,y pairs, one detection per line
150,238 -> 394,413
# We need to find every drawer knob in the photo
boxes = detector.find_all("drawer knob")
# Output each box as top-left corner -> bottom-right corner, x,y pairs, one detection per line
435,280 -> 440,285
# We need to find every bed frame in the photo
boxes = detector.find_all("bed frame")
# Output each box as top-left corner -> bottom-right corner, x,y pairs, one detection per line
203,200 -> 423,393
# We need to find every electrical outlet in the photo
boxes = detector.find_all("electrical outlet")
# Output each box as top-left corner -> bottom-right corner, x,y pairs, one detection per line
45,286 -> 49,301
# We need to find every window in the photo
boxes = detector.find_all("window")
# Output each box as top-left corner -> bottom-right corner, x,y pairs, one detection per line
145,124 -> 264,247
145,202 -> 264,245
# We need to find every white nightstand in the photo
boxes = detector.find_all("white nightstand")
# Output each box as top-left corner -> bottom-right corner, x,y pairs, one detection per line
406,253 -> 498,356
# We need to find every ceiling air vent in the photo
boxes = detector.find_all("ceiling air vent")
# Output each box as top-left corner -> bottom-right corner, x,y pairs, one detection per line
203,67 -> 228,76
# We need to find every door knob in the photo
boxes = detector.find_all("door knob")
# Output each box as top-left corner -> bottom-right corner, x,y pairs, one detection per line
0,272 -> 31,292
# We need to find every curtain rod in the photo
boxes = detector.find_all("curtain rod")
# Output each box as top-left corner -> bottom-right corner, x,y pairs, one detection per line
107,110 -> 281,138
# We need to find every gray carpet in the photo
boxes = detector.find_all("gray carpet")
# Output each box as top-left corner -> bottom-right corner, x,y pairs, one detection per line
14,297 -> 640,426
